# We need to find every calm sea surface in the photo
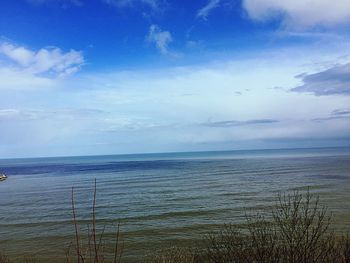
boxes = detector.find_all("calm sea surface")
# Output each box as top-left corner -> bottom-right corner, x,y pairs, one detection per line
1,148 -> 350,262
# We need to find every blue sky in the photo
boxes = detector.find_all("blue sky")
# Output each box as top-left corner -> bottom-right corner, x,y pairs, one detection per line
1,0 -> 350,158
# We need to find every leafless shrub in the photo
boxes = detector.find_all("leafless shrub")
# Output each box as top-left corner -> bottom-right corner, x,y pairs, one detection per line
68,179 -> 123,263
204,190 -> 350,263
338,234 -> 350,263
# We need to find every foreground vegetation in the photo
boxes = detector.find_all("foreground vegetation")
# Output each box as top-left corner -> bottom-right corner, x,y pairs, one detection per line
154,192 -> 350,263
1,183 -> 350,262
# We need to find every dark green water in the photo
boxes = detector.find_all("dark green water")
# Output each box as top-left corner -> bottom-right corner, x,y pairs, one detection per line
1,148 -> 350,262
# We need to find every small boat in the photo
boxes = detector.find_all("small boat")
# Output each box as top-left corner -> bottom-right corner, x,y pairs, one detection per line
0,174 -> 7,181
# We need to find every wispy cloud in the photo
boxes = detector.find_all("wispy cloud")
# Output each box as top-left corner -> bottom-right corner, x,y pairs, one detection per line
26,0 -> 83,6
332,108 -> 350,116
312,116 -> 350,122
243,0 -> 350,28
27,0 -> 162,9
103,0 -> 160,10
202,119 -> 279,128
0,109 -> 37,121
0,42 -> 84,77
146,24 -> 173,55
311,108 -> 350,122
197,0 -> 221,20
291,62 -> 350,96
0,108 -> 106,122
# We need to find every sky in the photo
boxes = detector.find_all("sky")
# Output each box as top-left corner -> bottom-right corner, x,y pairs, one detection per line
1,0 -> 350,158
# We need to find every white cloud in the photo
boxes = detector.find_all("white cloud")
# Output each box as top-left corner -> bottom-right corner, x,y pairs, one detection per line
0,42 -> 84,77
146,25 -> 173,55
243,0 -> 350,28
197,0 -> 221,20
0,44 -> 34,66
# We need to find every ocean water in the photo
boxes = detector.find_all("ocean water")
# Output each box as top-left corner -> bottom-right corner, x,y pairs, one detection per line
1,147 -> 350,262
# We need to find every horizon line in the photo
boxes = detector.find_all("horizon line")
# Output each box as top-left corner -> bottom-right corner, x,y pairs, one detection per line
1,145 -> 350,161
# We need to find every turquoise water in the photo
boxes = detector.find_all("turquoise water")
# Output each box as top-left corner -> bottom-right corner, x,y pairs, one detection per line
0,147 -> 350,262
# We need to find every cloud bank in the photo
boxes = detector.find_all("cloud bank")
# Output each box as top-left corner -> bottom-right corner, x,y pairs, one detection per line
291,63 -> 350,96
243,0 -> 350,28
1,40 -> 350,157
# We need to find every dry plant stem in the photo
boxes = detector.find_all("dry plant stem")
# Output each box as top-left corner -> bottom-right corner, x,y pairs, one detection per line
87,225 -> 92,263
71,187 -> 81,263
113,223 -> 124,263
65,242 -> 72,263
92,179 -> 98,263
97,225 -> 106,256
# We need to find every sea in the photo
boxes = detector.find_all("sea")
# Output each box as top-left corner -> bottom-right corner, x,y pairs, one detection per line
1,147 -> 350,262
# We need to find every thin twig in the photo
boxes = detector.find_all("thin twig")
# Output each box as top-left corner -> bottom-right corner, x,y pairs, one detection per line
92,179 -> 98,263
71,187 -> 81,263
113,222 -> 121,263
